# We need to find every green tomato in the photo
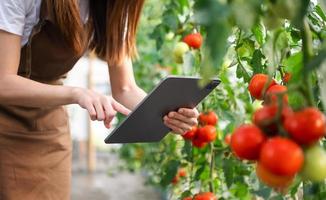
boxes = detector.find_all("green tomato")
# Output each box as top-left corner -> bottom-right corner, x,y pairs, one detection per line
173,42 -> 189,63
237,46 -> 250,58
165,32 -> 175,41
174,54 -> 184,64
270,0 -> 301,20
301,145 -> 326,182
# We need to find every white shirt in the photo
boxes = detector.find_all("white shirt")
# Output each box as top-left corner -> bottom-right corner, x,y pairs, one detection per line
0,0 -> 89,46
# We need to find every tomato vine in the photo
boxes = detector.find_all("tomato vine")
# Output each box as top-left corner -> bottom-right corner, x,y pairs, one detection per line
117,0 -> 326,199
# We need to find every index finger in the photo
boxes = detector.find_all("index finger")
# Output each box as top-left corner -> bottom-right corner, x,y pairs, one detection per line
111,98 -> 131,116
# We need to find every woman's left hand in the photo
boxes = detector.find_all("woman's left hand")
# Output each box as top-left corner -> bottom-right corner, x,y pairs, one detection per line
163,108 -> 199,135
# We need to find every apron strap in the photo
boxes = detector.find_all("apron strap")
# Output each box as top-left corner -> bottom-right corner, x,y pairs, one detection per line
23,0 -> 52,78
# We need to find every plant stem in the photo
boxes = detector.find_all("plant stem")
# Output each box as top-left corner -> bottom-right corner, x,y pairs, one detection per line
209,143 -> 215,193
189,145 -> 194,190
301,17 -> 315,107
302,18 -> 314,69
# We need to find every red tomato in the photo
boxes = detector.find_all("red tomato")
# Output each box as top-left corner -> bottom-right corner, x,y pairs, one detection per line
197,125 -> 217,143
253,105 -> 293,134
183,126 -> 198,140
256,162 -> 294,189
192,138 -> 207,148
178,168 -> 187,178
171,175 -> 179,185
183,33 -> 203,49
194,192 -> 217,200
224,134 -> 232,145
259,137 -> 304,176
248,74 -> 276,100
265,85 -> 288,105
283,72 -> 292,83
284,107 -> 326,145
199,111 -> 218,126
230,124 -> 266,160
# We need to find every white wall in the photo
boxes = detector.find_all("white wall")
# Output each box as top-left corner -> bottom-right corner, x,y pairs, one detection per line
65,57 -> 117,148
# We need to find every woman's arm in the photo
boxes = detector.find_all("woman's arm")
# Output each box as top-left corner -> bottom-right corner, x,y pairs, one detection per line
108,57 -> 147,110
0,30 -> 77,107
108,57 -> 198,134
0,30 -> 130,128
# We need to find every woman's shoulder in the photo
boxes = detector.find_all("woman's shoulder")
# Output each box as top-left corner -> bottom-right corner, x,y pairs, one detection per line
0,0 -> 41,45
0,0 -> 38,13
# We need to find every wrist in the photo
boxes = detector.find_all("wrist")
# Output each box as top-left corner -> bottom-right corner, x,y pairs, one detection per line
70,87 -> 82,104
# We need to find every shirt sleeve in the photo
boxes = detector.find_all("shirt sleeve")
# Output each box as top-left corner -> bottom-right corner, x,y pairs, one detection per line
0,0 -> 29,36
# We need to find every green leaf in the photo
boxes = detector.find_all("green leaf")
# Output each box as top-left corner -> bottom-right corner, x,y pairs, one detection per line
236,62 -> 251,82
315,5 -> 326,22
160,159 -> 180,186
149,24 -> 166,50
252,22 -> 266,46
283,52 -> 304,82
250,49 -> 265,74
231,183 -> 251,199
182,141 -> 193,162
162,9 -> 179,31
253,183 -> 272,199
194,164 -> 206,180
222,158 -> 235,188
181,190 -> 192,199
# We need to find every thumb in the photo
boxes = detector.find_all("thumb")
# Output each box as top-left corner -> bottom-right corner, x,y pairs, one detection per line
111,98 -> 131,116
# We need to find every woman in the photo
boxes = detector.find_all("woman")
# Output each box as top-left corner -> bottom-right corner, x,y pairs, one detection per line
0,0 -> 199,199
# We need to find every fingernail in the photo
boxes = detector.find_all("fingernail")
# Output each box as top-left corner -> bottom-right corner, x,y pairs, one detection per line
179,109 -> 183,113
169,112 -> 174,117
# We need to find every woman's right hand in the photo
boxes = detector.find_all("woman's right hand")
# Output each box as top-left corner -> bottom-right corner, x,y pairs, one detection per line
72,88 -> 131,128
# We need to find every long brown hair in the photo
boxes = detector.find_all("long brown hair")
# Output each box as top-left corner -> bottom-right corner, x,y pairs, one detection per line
51,0 -> 145,65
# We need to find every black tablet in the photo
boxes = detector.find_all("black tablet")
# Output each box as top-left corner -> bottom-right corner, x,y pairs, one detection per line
104,76 -> 220,144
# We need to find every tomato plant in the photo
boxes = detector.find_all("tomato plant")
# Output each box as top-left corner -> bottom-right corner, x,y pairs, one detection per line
117,0 -> 326,199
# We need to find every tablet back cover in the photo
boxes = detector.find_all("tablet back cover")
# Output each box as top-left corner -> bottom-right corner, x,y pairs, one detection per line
105,76 -> 220,144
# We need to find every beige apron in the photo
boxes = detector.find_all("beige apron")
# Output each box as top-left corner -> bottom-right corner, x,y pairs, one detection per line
0,0 -> 87,199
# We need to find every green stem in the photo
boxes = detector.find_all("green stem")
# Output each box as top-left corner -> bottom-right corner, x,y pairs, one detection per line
209,143 -> 215,193
189,145 -> 194,189
301,17 -> 315,107
302,18 -> 314,68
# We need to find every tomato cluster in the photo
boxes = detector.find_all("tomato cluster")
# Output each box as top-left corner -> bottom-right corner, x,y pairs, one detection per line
230,73 -> 326,190
173,33 -> 203,63
183,192 -> 217,200
182,111 -> 218,148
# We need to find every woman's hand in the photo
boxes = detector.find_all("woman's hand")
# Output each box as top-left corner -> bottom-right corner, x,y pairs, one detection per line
72,88 -> 131,128
163,108 -> 199,135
